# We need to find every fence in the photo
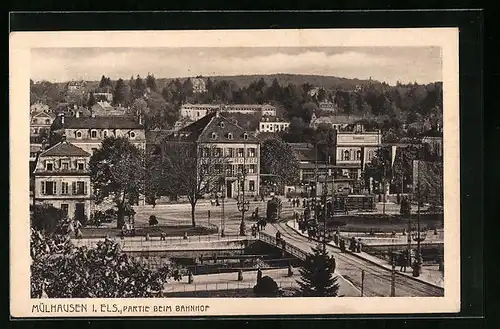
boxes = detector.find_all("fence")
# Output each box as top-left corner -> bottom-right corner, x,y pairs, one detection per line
71,234 -> 258,250
163,279 -> 301,295
258,232 -> 308,261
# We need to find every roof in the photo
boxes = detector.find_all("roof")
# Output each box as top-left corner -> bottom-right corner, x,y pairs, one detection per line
31,111 -> 56,119
60,115 -> 143,129
171,112 -> 260,143
39,140 -> 90,158
146,130 -> 174,145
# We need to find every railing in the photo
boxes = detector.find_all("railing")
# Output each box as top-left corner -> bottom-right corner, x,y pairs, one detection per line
258,232 -> 308,261
71,234 -> 258,250
163,280 -> 302,295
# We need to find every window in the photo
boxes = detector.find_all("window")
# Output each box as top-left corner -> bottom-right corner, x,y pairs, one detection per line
32,118 -> 38,124
248,148 -> 256,157
45,162 -> 53,171
248,164 -> 256,174
350,169 -> 359,180
226,148 -> 234,157
356,150 -> 362,160
130,131 -> 136,139
77,162 -> 85,170
213,148 -> 222,157
45,119 -> 50,124
243,133 -> 248,140
103,130 -> 108,138
90,130 -> 97,139
237,164 -> 244,174
43,181 -> 56,195
227,132 -> 233,140
61,182 -> 69,195
237,148 -> 244,157
76,131 -> 82,139
72,181 -> 87,195
211,132 -> 217,140
197,112 -> 200,117
61,204 -> 69,217
343,150 -> 350,161
249,180 -> 255,192
220,121 -> 225,128
61,161 -> 69,170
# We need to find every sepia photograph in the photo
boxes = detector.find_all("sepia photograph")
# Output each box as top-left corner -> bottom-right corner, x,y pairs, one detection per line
10,28 -> 460,317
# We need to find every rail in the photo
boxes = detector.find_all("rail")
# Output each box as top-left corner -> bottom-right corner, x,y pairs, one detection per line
258,232 -> 308,261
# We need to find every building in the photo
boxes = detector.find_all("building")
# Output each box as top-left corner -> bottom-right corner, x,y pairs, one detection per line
192,77 -> 207,93
309,112 -> 361,130
420,126 -> 443,158
33,140 -> 92,221
180,103 -> 221,120
258,116 -> 290,133
164,111 -> 261,198
52,114 -> 146,155
31,111 -> 56,140
318,101 -> 337,113
93,92 -> 113,103
91,101 -> 128,117
67,80 -> 87,92
30,102 -> 51,114
308,87 -> 321,97
180,103 -> 277,121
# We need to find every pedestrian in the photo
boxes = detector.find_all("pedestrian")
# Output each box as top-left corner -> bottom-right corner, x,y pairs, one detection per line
160,232 -> 166,241
333,233 -> 339,246
399,252 -> 407,272
257,268 -> 262,282
261,194 -> 265,202
340,239 -> 346,253
200,254 -> 204,264
349,237 -> 357,252
356,239 -> 362,253
296,198 -> 300,208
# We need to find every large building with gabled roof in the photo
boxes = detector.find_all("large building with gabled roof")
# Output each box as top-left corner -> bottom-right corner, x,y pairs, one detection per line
33,139 -> 92,221
163,111 -> 261,199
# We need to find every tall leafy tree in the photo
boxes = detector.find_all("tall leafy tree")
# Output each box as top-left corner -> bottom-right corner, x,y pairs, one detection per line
261,138 -> 300,186
113,78 -> 130,106
87,91 -> 96,111
89,137 -> 145,228
297,244 -> 339,297
145,73 -> 157,92
162,143 -> 228,227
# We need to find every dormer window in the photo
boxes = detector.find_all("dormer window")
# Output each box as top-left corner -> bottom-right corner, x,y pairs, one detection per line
75,131 -> 82,139
90,129 -> 98,139
103,130 -> 108,139
45,162 -> 53,171
220,121 -> 225,128
130,131 -> 136,139
227,132 -> 233,140
212,132 -> 217,140
45,119 -> 50,124
243,133 -> 248,140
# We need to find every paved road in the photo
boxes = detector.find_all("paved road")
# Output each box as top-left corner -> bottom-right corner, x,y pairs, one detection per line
266,222 -> 444,297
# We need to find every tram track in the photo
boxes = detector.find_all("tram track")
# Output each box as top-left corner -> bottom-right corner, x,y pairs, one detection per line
272,222 -> 444,297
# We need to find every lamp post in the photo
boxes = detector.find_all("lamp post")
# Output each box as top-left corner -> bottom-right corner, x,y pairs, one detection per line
411,142 -> 426,277
237,144 -> 250,236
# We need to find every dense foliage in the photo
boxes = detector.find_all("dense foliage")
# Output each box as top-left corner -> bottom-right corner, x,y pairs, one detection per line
89,137 -> 145,228
298,244 -> 339,297
260,138 -> 300,185
30,228 -> 177,298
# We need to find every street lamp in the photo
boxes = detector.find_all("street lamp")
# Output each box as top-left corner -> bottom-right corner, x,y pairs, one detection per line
237,170 -> 250,236
411,142 -> 426,277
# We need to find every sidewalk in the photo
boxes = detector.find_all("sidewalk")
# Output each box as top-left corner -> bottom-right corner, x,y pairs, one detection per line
163,267 -> 360,297
286,220 -> 444,288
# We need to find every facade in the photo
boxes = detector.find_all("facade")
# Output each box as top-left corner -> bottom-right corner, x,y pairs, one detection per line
53,114 -> 146,155
192,77 -> 207,93
258,116 -> 290,133
421,127 -> 443,158
31,111 -> 55,139
318,101 -> 337,113
67,80 -> 87,92
33,140 -> 92,221
93,92 -> 113,103
164,111 -> 261,199
179,103 -> 277,121
91,101 -> 128,117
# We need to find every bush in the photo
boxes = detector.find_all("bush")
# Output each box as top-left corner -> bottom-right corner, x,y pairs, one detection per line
30,204 -> 65,234
400,197 -> 411,216
149,215 -> 158,226
253,276 -> 279,297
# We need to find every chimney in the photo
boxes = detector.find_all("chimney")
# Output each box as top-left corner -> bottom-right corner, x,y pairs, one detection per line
76,111 -> 80,118
60,113 -> 65,125
139,114 -> 143,125
215,109 -> 220,118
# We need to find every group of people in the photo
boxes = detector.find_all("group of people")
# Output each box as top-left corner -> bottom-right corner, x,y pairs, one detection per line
288,198 -> 302,208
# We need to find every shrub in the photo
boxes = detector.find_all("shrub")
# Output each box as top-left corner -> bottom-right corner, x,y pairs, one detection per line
253,276 -> 279,297
149,215 -> 158,226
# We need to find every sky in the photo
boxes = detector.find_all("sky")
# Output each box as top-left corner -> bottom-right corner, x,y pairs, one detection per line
31,47 -> 442,85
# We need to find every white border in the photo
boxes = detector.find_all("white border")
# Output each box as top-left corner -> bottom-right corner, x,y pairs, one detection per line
10,28 -> 460,317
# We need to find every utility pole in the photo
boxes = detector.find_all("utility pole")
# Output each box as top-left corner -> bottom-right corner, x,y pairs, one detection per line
361,269 -> 365,297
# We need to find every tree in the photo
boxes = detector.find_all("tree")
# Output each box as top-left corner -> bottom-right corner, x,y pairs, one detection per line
30,204 -> 65,234
89,137 -> 145,229
87,92 -> 96,111
162,143 -> 228,227
297,244 -> 339,297
400,196 -> 411,216
144,148 -> 164,206
363,146 -> 392,192
113,78 -> 130,106
30,229 -> 177,298
145,73 -> 157,92
260,138 -> 300,186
